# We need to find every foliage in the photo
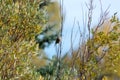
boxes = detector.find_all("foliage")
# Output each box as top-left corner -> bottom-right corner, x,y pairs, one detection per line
0,0 -> 46,79
36,0 -> 120,79
1,0 -> 119,80
68,14 -> 120,80
37,54 -> 76,80
36,0 -> 120,80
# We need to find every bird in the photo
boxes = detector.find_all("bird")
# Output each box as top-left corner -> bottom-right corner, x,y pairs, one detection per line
55,37 -> 61,44
39,0 -> 48,9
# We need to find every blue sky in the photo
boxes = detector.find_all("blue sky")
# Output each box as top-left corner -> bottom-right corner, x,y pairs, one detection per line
45,0 -> 120,58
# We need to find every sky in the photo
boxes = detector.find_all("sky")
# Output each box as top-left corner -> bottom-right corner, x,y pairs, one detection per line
45,0 -> 120,58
